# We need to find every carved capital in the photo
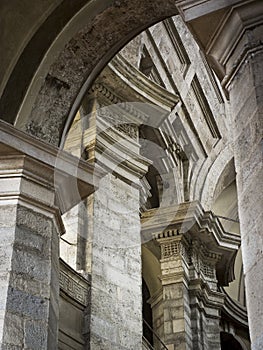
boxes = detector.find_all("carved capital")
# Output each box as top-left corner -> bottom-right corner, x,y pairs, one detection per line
157,231 -> 189,263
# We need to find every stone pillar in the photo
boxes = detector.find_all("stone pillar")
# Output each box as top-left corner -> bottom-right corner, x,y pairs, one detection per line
157,234 -> 192,350
0,121 -> 101,349
196,2 -> 263,346
156,232 -> 224,350
87,174 -> 144,349
82,99 -> 151,349
149,290 -> 164,348
189,241 -> 223,350
227,28 -> 263,350
207,3 -> 263,347
0,157 -> 61,349
142,202 -> 239,350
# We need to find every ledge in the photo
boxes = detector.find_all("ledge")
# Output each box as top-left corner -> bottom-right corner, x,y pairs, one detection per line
0,120 -> 105,213
220,287 -> 248,327
141,201 -> 241,285
95,53 -> 179,118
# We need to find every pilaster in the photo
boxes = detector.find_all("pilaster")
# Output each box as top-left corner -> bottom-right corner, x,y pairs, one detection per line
157,233 -> 192,350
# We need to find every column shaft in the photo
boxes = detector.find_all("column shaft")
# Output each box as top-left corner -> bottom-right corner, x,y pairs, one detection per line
0,158 -> 60,349
229,38 -> 263,349
88,174 -> 142,349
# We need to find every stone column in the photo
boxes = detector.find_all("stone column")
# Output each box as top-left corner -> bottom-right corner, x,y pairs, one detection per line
228,31 -> 263,350
0,156 -> 61,349
82,101 -> 151,349
189,241 -> 223,350
142,202 -> 239,350
157,233 -> 192,350
198,2 -> 263,346
210,4 -> 263,348
0,121 -> 101,349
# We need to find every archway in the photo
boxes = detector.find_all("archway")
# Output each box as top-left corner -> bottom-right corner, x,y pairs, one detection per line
10,0 -> 179,145
0,0 -> 237,148
0,1 -> 261,349
220,332 -> 245,350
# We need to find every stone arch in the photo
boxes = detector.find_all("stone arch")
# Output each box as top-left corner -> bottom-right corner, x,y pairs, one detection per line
220,332 -> 248,350
12,0 -> 179,146
200,145 -> 235,210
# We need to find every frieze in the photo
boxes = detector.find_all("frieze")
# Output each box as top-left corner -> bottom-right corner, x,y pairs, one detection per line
59,260 -> 90,306
89,83 -> 150,124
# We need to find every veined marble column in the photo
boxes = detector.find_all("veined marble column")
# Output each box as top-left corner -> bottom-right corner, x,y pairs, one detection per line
0,121 -> 101,349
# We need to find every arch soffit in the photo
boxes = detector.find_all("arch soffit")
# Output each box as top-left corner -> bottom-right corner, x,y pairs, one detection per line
11,0 -> 240,146
15,0 -> 179,146
200,144 -> 235,211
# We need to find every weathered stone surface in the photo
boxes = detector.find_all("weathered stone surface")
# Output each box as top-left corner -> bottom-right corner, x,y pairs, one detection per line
0,123 -> 100,349
229,44 -> 263,349
88,173 -> 143,350
0,203 -> 60,349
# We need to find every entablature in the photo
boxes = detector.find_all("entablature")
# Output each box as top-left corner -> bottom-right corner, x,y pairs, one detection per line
141,201 -> 240,286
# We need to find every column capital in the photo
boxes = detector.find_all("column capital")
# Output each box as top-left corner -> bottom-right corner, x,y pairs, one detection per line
0,120 -> 104,215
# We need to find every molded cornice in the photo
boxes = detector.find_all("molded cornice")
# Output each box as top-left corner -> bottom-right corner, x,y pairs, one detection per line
108,54 -> 179,112
141,201 -> 241,285
175,0 -> 245,21
220,287 -> 248,327
176,0 -> 263,89
206,0 -> 263,86
0,120 -> 105,214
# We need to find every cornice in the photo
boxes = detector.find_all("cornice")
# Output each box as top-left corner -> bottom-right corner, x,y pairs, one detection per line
205,0 -> 263,85
141,201 -> 240,285
84,117 -> 152,186
89,82 -> 171,129
220,287 -> 248,327
108,54 -> 179,112
175,0 -> 244,22
0,120 -> 105,213
189,278 -> 225,312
